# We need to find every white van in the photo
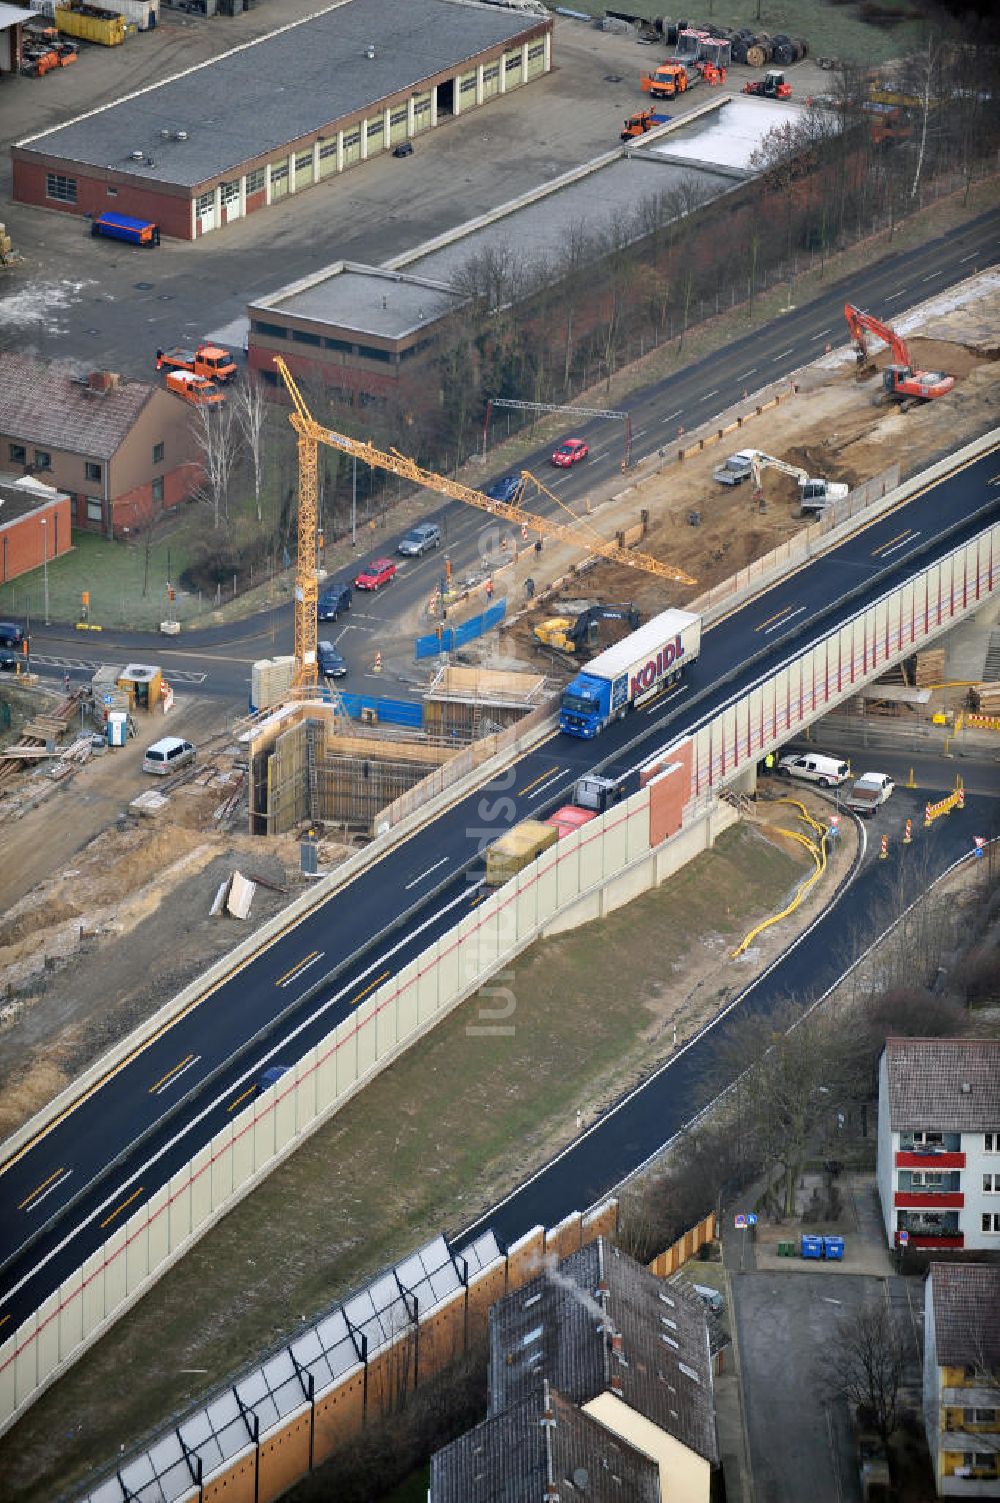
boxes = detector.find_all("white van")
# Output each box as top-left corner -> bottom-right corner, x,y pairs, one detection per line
777,752 -> 849,788
143,736 -> 196,776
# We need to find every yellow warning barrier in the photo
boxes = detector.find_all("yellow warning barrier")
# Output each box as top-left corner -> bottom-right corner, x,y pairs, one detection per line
924,787 -> 964,826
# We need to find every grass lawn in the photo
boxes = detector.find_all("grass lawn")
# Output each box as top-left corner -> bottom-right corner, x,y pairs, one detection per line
0,821 -> 814,1503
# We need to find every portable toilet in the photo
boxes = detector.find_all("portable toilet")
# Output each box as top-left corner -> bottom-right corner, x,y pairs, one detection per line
800,1234 -> 823,1259
823,1235 -> 845,1261
106,710 -> 128,747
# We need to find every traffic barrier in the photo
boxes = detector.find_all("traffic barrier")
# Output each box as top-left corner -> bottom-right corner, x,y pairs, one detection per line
924,788 -> 963,826
966,712 -> 1000,731
374,650 -> 382,673
880,834 -> 888,860
903,818 -> 912,845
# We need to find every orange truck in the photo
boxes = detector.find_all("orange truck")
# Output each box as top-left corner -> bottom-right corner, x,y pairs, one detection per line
165,370 -> 225,407
156,343 -> 237,383
641,61 -> 698,99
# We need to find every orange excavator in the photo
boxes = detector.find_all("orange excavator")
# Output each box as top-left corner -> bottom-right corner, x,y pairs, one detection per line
843,303 -> 955,402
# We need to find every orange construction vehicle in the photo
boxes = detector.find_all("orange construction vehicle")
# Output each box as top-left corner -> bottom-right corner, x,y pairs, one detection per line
743,69 -> 792,100
641,60 -> 697,98
165,370 -> 225,407
621,108 -> 670,140
843,303 -> 955,402
156,343 -> 237,383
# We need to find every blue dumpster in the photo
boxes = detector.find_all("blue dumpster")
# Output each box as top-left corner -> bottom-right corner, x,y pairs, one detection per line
800,1234 -> 823,1259
823,1236 -> 845,1261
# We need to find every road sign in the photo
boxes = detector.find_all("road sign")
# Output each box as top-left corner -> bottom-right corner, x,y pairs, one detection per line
898,1229 -> 909,1246
747,1213 -> 758,1226
103,692 -> 113,706
734,1214 -> 747,1229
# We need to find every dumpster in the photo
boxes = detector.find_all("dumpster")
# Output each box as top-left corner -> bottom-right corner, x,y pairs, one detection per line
91,212 -> 160,247
800,1234 -> 823,1259
55,5 -> 126,44
823,1235 -> 845,1261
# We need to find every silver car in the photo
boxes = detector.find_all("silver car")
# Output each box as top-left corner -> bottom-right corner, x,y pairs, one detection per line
397,523 -> 441,556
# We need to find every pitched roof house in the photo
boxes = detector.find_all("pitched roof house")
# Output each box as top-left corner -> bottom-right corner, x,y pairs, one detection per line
923,1261 -> 1000,1494
0,353 -> 200,542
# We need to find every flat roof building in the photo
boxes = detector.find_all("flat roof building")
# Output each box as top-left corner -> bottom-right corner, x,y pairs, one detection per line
12,0 -> 552,240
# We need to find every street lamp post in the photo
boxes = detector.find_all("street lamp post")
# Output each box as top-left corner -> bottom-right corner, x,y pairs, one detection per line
40,517 -> 50,626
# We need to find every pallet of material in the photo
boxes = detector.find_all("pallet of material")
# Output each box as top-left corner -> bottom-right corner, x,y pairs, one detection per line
1,744 -> 58,759
915,649 -> 945,688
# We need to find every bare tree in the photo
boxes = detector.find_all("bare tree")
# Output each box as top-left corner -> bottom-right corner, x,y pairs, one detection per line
232,371 -> 267,524
192,399 -> 236,529
824,1300 -> 902,1451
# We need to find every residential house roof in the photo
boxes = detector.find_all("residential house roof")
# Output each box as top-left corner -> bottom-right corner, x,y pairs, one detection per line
488,1238 -> 718,1466
430,1379 -> 661,1503
0,353 -> 156,463
883,1038 -> 1000,1133
929,1263 -> 1000,1369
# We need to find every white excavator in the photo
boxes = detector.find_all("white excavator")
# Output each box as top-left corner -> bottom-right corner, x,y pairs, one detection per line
748,450 -> 849,514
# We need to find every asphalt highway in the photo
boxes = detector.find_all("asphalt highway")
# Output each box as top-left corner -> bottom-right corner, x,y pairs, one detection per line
456,779 -> 998,1255
23,207 -> 1000,701
1,436 -> 997,1334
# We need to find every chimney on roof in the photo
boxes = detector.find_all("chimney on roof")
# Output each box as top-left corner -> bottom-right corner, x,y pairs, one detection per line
609,1370 -> 623,1396
87,372 -> 122,393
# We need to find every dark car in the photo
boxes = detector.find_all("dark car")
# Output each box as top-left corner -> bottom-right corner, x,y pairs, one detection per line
318,640 -> 348,678
318,581 -> 352,621
398,523 -> 441,556
0,621 -> 25,650
393,141 -> 414,158
0,651 -> 19,673
485,475 -> 522,504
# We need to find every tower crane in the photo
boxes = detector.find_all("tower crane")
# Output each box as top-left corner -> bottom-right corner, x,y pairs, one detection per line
843,303 -> 955,402
748,451 -> 848,514
273,357 -> 695,683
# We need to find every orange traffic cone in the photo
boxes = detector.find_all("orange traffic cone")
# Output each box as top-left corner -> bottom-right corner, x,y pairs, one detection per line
880,835 -> 888,860
957,787 -> 965,809
374,651 -> 382,674
903,818 -> 912,845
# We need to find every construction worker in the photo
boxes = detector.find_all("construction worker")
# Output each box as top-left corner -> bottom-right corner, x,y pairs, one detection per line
764,751 -> 775,773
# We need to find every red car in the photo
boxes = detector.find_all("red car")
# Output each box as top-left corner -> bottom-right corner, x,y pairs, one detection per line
354,557 -> 397,591
551,438 -> 589,468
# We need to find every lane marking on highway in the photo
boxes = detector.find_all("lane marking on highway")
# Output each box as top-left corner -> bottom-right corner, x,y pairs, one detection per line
642,682 -> 689,715
884,289 -> 907,301
22,1171 -> 73,1214
99,1187 -> 144,1231
875,530 -> 922,559
18,1167 -> 68,1211
519,766 -> 559,796
762,606 -> 806,635
960,251 -> 978,263
736,368 -> 757,380
468,893 -> 486,909
771,348 -> 793,362
350,971 -> 391,1008
0,1315 -> 8,1330
227,1086 -> 257,1113
276,950 -> 323,988
988,472 -> 1000,487
661,409 -> 683,424
809,328 -> 831,341
527,768 -> 568,802
921,271 -> 942,282
755,604 -> 794,632
0,877 -> 490,1304
404,857 -> 449,890
149,1054 -> 197,1095
152,1055 -> 202,1095
703,389 -> 719,400
871,529 -> 913,557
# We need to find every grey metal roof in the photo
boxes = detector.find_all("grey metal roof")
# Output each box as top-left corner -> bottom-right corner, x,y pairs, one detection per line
397,153 -> 733,288
262,263 -> 465,340
929,1263 -> 1000,1369
17,0 -> 544,190
0,2 -> 42,25
0,353 -> 153,461
884,1038 -> 1000,1133
430,1380 -> 662,1502
488,1238 -> 718,1466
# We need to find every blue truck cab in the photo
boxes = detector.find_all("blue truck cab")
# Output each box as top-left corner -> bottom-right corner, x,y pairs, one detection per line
559,671 -> 628,739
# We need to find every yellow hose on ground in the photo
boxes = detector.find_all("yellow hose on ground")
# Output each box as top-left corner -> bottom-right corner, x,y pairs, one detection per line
730,800 -> 830,958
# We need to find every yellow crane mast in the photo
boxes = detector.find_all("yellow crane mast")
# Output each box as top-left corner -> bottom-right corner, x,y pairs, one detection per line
274,356 -> 695,681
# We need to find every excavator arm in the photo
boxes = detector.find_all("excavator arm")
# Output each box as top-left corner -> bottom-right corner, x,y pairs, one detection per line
844,302 -> 911,369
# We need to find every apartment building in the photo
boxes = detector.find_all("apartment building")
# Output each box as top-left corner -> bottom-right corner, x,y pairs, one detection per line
923,1262 -> 1000,1495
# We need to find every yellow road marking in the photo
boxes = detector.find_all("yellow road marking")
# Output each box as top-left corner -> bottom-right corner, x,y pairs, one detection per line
350,971 -> 391,1008
227,1085 -> 257,1114
99,1186 -> 144,1231
17,1167 -> 64,1211
871,529 -> 912,557
148,1053 -> 194,1095
518,765 -> 557,795
0,1314 -> 10,1330
275,951 -> 319,988
469,893 -> 486,908
756,604 -> 793,633
0,725 -> 559,1177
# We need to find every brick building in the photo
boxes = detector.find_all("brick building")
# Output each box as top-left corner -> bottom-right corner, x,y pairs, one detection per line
0,354 -> 201,540
0,475 -> 72,586
12,0 -> 551,240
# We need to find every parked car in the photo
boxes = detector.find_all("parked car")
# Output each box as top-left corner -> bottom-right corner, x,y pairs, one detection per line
485,474 -> 522,504
317,640 -> 348,678
354,557 -> 397,590
397,523 -> 441,556
551,438 -> 589,468
317,581 -> 352,621
0,621 -> 25,650
392,141 -> 413,158
0,650 -> 19,673
142,736 -> 196,776
844,772 -> 894,815
778,752 -> 850,788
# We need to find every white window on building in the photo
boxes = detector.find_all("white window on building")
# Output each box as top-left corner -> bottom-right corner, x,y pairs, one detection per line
246,167 -> 266,194
220,181 -> 240,210
985,1132 -> 1000,1153
965,1408 -> 998,1424
46,173 -> 77,203
982,1213 -> 1000,1233
195,190 -> 214,216
911,1131 -> 944,1146
984,1174 -> 1000,1193
86,497 -> 102,523
910,1172 -> 944,1188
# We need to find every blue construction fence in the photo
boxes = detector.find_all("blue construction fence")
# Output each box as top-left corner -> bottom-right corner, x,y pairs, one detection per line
322,689 -> 423,728
414,599 -> 507,660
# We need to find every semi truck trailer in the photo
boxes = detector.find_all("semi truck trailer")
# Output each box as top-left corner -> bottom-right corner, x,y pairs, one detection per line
559,607 -> 702,739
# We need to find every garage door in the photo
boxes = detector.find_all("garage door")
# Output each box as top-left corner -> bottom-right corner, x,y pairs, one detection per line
527,40 -> 546,80
220,180 -> 241,225
364,115 -> 385,156
195,189 -> 216,234
482,61 -> 500,100
294,149 -> 314,189
342,128 -> 361,168
412,90 -> 432,132
270,157 -> 289,201
389,107 -> 408,145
